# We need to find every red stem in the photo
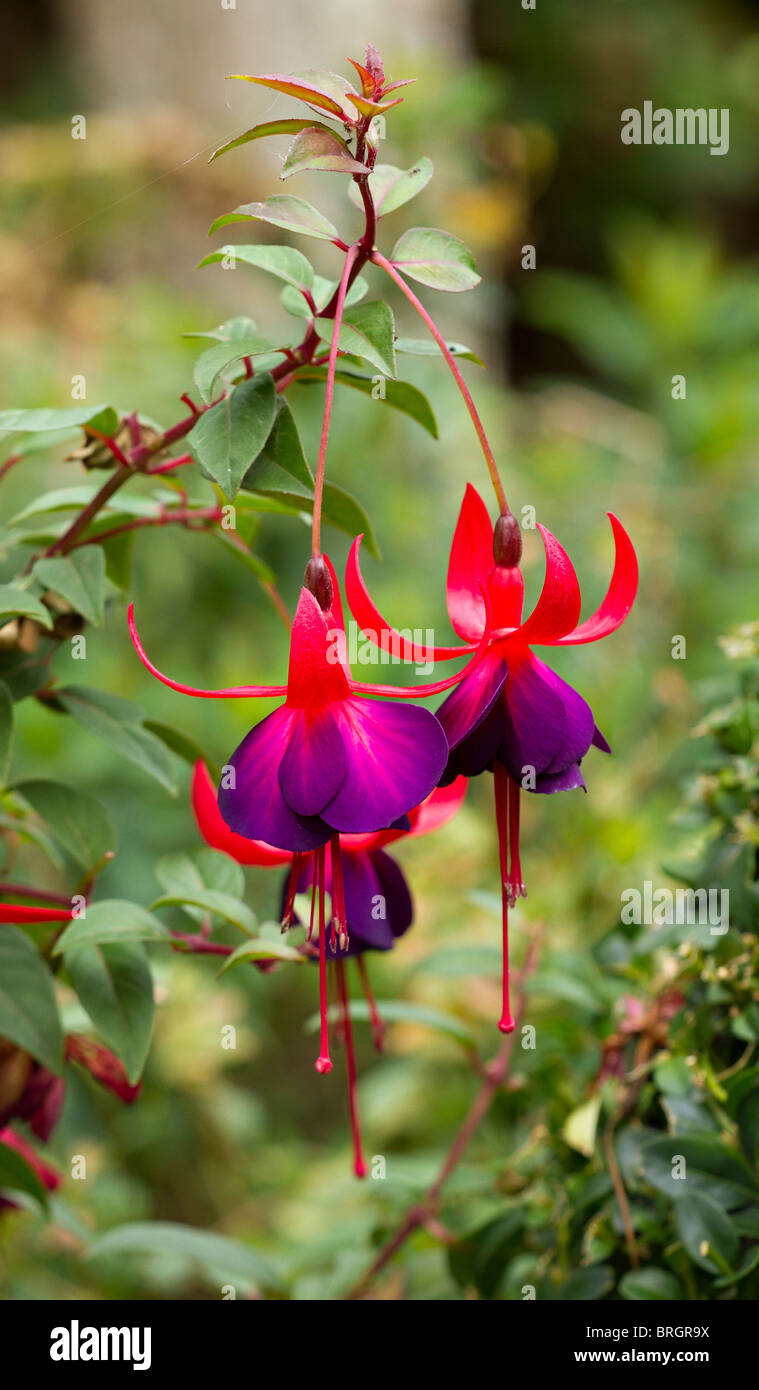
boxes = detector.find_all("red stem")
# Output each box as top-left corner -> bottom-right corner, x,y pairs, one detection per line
371,250 -> 508,513
311,243 -> 360,559
337,958 -> 367,1178
315,846 -> 332,1075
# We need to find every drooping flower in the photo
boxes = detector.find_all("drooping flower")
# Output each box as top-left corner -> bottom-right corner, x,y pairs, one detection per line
191,758 -> 467,1175
129,557 -> 483,1081
345,485 -> 638,1031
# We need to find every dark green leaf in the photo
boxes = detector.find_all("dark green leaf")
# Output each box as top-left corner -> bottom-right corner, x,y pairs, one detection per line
55,686 -> 177,795
143,721 -> 220,781
738,1089 -> 759,1168
54,901 -> 169,954
322,482 -> 379,557
295,366 -> 437,437
642,1134 -> 759,1208
242,398 -> 313,497
0,405 -> 114,434
192,339 -> 282,406
675,1191 -> 739,1272
189,374 -> 277,500
391,227 -> 481,292
281,273 -> 368,320
12,778 -> 116,871
219,938 -> 305,972
33,545 -> 107,626
560,1266 -> 614,1300
315,300 -> 396,377
618,1267 -> 684,1300
67,942 -> 154,1084
0,926 -> 63,1073
0,681 -> 13,787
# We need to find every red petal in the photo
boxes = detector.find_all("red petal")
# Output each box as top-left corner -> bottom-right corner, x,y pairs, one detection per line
446,484 -> 494,641
511,524 -> 582,646
555,514 -> 638,646
345,535 -> 470,663
407,776 -> 467,836
191,762 -> 290,866
128,604 -> 286,699
286,588 -> 351,708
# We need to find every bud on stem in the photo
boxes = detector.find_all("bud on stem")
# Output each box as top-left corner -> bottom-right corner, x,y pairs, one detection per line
493,511 -> 522,569
304,555 -> 334,611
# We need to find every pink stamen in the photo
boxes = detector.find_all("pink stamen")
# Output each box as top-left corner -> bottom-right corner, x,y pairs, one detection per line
281,852 -> 302,931
507,777 -> 526,906
336,959 -> 367,1178
330,833 -> 349,952
357,954 -> 386,1052
494,761 -> 514,1033
315,846 -> 332,1075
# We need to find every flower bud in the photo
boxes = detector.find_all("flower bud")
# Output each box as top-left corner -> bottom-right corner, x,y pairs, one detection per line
493,511 -> 522,568
304,555 -> 334,611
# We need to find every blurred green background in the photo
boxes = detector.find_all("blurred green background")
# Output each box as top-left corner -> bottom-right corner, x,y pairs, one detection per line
1,0 -> 758,1299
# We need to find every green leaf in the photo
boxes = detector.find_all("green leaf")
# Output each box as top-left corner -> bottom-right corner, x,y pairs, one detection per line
151,888 -> 258,938
0,584 -> 53,630
242,398 -> 314,497
0,405 -> 114,434
192,338 -> 282,405
67,942 -> 154,1084
210,195 -> 338,242
560,1266 -> 614,1300
281,126 -> 369,178
642,1134 -> 759,1209
281,273 -> 368,320
322,482 -> 379,557
208,118 -> 337,162
143,721 -> 220,781
55,686 -> 177,795
182,316 -> 258,343
87,1220 -> 279,1289
198,244 -> 314,293
738,1089 -> 759,1168
618,1267 -> 684,1300
0,926 -> 64,1073
305,998 -> 476,1048
390,227 -> 481,292
188,374 -> 277,500
0,1136 -> 49,1206
295,367 -> 438,437
347,158 -> 433,216
675,1190 -> 739,1272
315,300 -> 396,378
12,778 -> 116,871
8,485 -> 164,528
395,336 -> 485,366
218,937 -> 305,972
562,1094 -> 602,1157
33,544 -> 106,626
0,681 -> 14,787
54,900 -> 169,954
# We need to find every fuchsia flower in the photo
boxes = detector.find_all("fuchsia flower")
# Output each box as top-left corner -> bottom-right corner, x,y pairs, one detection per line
191,758 -> 467,1175
346,484 -> 638,1032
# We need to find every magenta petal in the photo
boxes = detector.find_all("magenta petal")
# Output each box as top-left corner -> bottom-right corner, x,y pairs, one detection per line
534,763 -> 587,794
499,653 -> 568,778
436,653 -> 507,750
535,660 -> 596,775
339,849 -> 397,950
219,706 -> 330,852
278,707 -> 347,817
323,699 -> 448,834
592,724 -> 611,754
372,849 -> 414,942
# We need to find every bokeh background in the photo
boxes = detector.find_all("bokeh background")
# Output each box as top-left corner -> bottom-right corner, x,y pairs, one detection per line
1,0 -> 758,1299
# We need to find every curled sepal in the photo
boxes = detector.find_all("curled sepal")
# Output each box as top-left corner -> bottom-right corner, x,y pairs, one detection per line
346,534 -> 473,663
127,604 -> 286,700
555,514 -> 638,646
511,525 -> 582,646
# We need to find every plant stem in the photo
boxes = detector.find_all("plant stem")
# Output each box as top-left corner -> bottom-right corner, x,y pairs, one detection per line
68,506 -> 223,551
371,250 -> 509,514
345,925 -> 542,1299
45,465 -> 134,556
311,243 -> 359,559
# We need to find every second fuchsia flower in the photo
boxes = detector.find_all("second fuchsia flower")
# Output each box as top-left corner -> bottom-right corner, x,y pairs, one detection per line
346,484 -> 639,1031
